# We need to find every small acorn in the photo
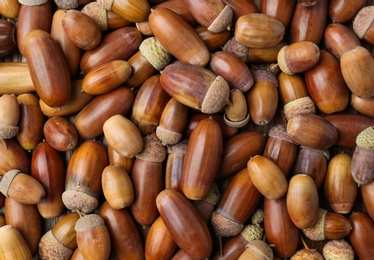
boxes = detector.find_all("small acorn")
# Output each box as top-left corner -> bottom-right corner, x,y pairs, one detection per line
0,94 -> 19,139
43,116 -> 78,152
322,239 -> 355,260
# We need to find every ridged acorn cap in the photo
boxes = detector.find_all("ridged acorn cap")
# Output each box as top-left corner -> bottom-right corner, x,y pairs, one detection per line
322,239 -> 355,260
207,5 -> 233,33
201,75 -> 230,114
223,113 -> 250,128
291,248 -> 324,259
135,132 -> 166,162
62,190 -> 99,214
283,96 -> 316,120
245,240 -> 274,260
353,6 -> 374,39
302,208 -> 327,241
81,2 -> 108,32
0,169 -> 20,197
356,126 -> 374,150
250,209 -> 264,225
139,37 -> 171,70
39,230 -> 74,260
240,224 -> 264,242
222,37 -> 249,63
211,211 -> 244,237
75,214 -> 105,233
269,124 -> 298,144
253,69 -> 278,86
156,126 -> 183,146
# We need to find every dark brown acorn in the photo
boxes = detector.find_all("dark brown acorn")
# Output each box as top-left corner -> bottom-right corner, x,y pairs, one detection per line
0,20 -> 16,57
260,0 -> 296,28
349,212 -> 374,259
0,139 -> 30,176
329,0 -> 366,22
43,116 -> 78,152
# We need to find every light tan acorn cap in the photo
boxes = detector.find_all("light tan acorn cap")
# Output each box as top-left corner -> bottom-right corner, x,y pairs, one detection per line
62,190 -> 99,214
302,208 -> 327,241
202,183 -> 220,205
75,214 -> 104,232
156,125 -> 182,146
211,211 -> 244,237
97,0 -> 113,10
18,0 -> 48,5
81,2 -> 108,32
250,209 -> 264,225
240,224 -> 264,242
53,0 -> 79,9
222,37 -> 249,63
39,230 -> 74,260
201,76 -> 230,114
208,5 -> 233,33
0,124 -> 19,139
269,124 -> 298,144
139,37 -> 171,70
284,96 -> 316,120
135,132 -> 167,162
0,169 -> 20,197
353,6 -> 374,39
277,45 -> 294,75
167,138 -> 188,154
224,112 -> 250,128
246,240 -> 274,260
356,126 -> 374,150
322,239 -> 355,260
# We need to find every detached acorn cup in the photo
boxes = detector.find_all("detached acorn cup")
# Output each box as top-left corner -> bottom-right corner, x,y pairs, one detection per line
0,94 -> 19,139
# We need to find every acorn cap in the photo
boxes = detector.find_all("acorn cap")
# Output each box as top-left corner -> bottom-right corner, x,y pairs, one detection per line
97,0 -> 113,10
211,211 -> 244,237
277,45 -> 294,75
240,224 -> 264,242
269,124 -> 298,144
223,112 -> 250,128
0,169 -> 20,197
18,0 -> 48,5
283,96 -> 316,120
202,183 -> 220,205
322,239 -> 355,260
167,139 -> 188,154
156,126 -> 183,146
139,37 -> 171,70
75,214 -> 104,232
222,37 -> 249,63
356,126 -> 374,150
302,208 -> 327,241
246,240 -> 274,260
291,248 -> 324,259
250,209 -> 264,225
53,0 -> 79,9
62,190 -> 99,214
39,230 -> 74,260
207,5 -> 233,33
353,6 -> 374,39
81,2 -> 108,32
252,69 -> 278,86
201,76 -> 230,114
135,132 -> 166,162
0,125 -> 19,139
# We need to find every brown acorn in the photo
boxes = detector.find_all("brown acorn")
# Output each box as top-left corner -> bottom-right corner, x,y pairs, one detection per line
31,141 -> 65,218
103,0 -> 150,23
107,144 -> 135,174
222,0 -> 258,22
74,86 -> 134,140
165,139 -> 188,192
325,153 -> 357,214
286,174 -> 319,229
172,249 -> 198,260
351,126 -> 374,185
351,93 -> 374,118
0,62 -> 35,95
195,25 -> 231,51
75,214 -> 111,260
99,201 -> 145,259
156,188 -> 212,260
329,0 -> 366,23
160,61 -> 230,114
153,0 -> 199,26
0,0 -> 20,18
43,116 -> 78,152
0,139 -> 30,176
0,225 -> 33,259
361,177 -> 374,222
0,94 -> 19,140
224,89 -> 250,128
62,140 -> 108,213
0,20 -> 17,57
149,7 -> 210,67
260,0 -> 296,28
348,212 -> 374,259
353,6 -> 374,46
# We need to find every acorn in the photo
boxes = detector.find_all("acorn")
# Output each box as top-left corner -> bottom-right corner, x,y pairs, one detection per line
99,0 -> 150,23
351,126 -> 374,185
75,214 -> 111,260
305,50 -> 349,114
31,141 -> 65,218
247,155 -> 288,199
353,6 -> 374,45
340,46 -> 374,99
103,114 -> 143,158
0,94 -> 19,140
325,153 -> 357,214
323,23 -> 361,60
291,246 -> 323,260
195,25 -> 231,51
0,169 -> 45,204
210,51 -> 254,93
293,146 -> 329,189
0,62 -> 35,95
224,89 -> 250,128
182,118 -> 222,200
160,61 -> 230,114
165,139 -> 188,192
156,98 -> 189,146
329,0 -> 366,23
348,212 -> 374,259
263,124 -> 298,176
289,0 -> 328,45
260,0 -> 296,28
62,140 -> 108,213
277,41 -> 320,75
238,240 -> 274,260
0,20 -> 16,57
322,239 -> 355,260
39,79 -> 94,118
99,202 -> 145,259
62,9 -> 102,51
156,188 -> 212,260
107,144 -> 135,174
39,212 -> 80,260
130,75 -> 171,135
287,113 -> 338,149
80,26 -> 142,74
4,197 -> 41,255
16,93 -> 44,151
0,0 -> 20,18
0,139 -> 30,176
286,174 -> 319,229
149,7 -> 210,67
43,116 -> 78,152
246,69 -> 278,126
0,225 -> 33,259
302,208 -> 352,241
235,13 -> 285,48
351,93 -> 374,118
130,132 -> 166,225
361,177 -> 374,221
152,0 -> 199,26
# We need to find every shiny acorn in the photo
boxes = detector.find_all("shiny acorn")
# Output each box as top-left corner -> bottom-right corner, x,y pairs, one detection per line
0,225 -> 33,259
